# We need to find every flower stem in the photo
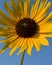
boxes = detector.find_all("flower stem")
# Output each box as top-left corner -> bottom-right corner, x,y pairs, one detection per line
20,51 -> 25,65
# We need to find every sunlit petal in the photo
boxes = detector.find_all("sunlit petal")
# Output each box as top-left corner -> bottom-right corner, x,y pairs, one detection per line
32,38 -> 41,51
38,35 -> 49,46
4,2 -> 19,22
30,0 -> 40,19
27,38 -> 33,55
9,38 -> 23,56
17,38 -> 27,55
34,2 -> 51,22
39,22 -> 52,33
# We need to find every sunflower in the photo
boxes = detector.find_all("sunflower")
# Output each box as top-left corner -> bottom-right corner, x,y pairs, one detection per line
0,0 -> 52,56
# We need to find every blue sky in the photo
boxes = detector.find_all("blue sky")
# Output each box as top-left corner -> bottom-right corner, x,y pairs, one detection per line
0,0 -> 52,65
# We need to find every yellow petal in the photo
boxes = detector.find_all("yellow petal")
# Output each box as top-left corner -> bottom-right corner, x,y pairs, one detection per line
0,20 -> 10,26
4,2 -> 19,22
38,35 -> 49,46
0,41 -> 12,54
0,10 -> 16,27
0,32 -> 6,38
0,37 -> 19,54
0,27 -> 16,35
27,38 -> 33,55
0,32 -> 4,35
32,38 -> 40,51
17,38 -> 27,55
40,34 -> 52,38
0,36 -> 18,54
39,12 -> 52,25
0,20 -> 14,28
30,0 -> 40,19
0,27 -> 15,33
0,35 -> 18,43
34,2 -> 51,22
36,0 -> 47,16
39,22 -> 52,33
9,38 -> 23,56
27,0 -> 30,16
24,0 -> 30,17
17,0 -> 24,14
0,27 -> 8,31
0,27 -> 8,36
0,29 -> 16,38
0,31 -> 8,37
10,0 -> 18,16
10,0 -> 23,18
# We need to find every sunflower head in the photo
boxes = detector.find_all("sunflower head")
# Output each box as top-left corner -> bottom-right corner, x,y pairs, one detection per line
15,18 -> 39,38
0,0 -> 52,56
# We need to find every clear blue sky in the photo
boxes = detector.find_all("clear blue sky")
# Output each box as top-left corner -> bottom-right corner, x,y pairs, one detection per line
0,0 -> 52,65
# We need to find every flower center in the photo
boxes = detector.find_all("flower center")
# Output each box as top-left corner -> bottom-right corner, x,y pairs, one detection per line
16,18 -> 39,38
